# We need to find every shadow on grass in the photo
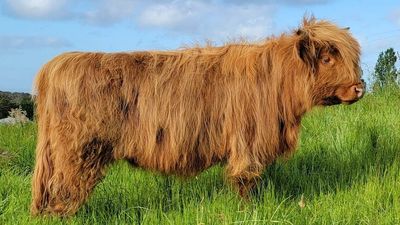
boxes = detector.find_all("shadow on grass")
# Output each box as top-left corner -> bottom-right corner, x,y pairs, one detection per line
254,124 -> 400,201
74,164 -> 228,224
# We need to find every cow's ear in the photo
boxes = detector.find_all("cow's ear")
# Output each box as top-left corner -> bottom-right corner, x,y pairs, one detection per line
296,29 -> 318,73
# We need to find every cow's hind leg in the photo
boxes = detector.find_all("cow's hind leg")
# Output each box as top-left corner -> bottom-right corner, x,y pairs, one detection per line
33,136 -> 114,216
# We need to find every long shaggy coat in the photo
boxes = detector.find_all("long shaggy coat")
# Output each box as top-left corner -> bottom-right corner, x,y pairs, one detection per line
31,18 -> 364,216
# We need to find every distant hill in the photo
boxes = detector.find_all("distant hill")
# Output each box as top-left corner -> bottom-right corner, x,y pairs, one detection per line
0,91 -> 31,103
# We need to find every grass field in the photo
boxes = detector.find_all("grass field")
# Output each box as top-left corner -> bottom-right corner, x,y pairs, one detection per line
0,89 -> 399,225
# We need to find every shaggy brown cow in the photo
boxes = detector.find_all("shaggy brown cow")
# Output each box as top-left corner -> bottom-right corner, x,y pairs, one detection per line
31,18 -> 364,216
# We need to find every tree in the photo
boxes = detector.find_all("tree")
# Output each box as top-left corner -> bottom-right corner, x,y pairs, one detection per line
0,92 -> 34,120
373,48 -> 399,90
0,95 -> 17,119
20,97 -> 34,120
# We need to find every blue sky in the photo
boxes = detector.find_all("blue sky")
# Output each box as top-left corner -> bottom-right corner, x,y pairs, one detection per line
0,0 -> 399,93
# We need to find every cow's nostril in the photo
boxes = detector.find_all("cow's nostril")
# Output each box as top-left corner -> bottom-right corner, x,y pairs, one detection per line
355,87 -> 363,98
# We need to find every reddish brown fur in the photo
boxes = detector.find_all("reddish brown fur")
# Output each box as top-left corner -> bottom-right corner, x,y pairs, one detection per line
31,18 -> 364,216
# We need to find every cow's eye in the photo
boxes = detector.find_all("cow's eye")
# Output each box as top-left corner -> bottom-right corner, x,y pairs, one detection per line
322,55 -> 331,64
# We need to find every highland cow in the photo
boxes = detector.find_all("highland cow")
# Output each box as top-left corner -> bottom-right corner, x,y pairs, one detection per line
31,18 -> 364,216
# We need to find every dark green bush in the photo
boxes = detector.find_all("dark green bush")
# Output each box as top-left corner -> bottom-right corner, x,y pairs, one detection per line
0,95 -> 17,119
0,92 -> 34,120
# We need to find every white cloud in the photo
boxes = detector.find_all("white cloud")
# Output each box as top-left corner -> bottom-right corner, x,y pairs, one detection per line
5,0 -> 69,19
281,0 -> 329,5
83,0 -> 137,25
139,3 -> 191,27
224,0 -> 329,5
0,35 -> 71,49
211,4 -> 275,40
3,0 -> 138,24
138,1 -> 275,41
2,0 -> 328,28
3,0 -> 277,40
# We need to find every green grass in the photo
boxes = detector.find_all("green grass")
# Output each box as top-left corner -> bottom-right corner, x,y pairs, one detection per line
1,89 -> 400,224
